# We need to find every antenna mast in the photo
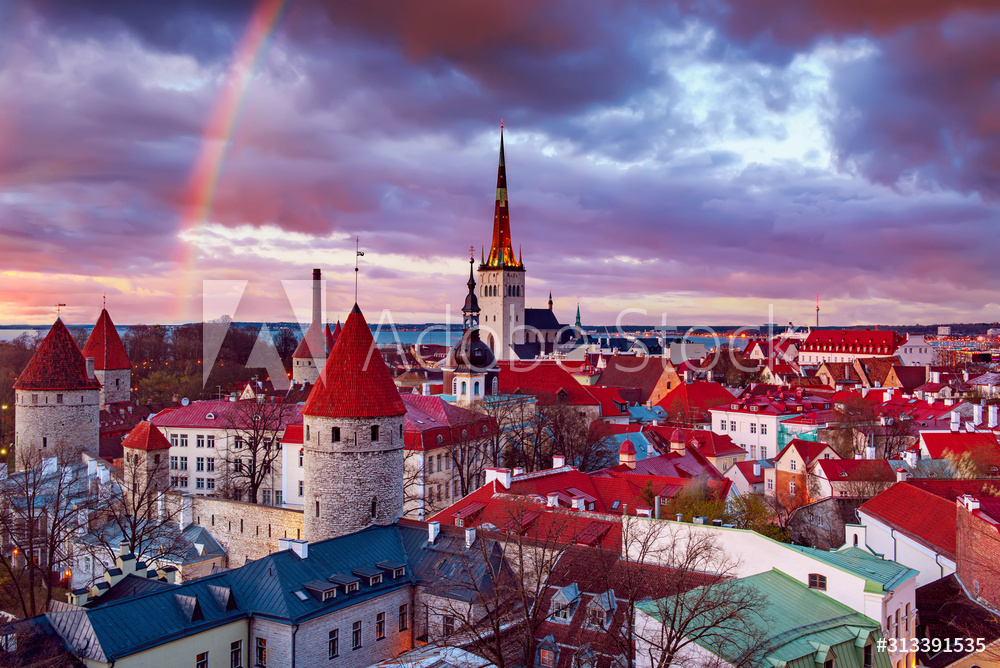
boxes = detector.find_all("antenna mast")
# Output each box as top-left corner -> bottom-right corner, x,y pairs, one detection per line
816,292 -> 820,329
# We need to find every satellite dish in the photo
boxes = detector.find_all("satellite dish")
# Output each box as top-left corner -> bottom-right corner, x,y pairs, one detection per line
181,397 -> 190,406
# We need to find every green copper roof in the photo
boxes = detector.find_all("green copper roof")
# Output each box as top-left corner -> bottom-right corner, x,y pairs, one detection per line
638,569 -> 891,667
788,545 -> 918,592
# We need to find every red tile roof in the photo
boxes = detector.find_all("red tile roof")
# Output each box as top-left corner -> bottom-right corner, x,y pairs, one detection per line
82,308 -> 132,370
400,393 -> 496,451
733,460 -> 764,484
121,421 -> 172,451
666,428 -> 745,458
292,319 -> 326,359
585,386 -> 629,417
775,438 -> 836,466
800,329 -> 905,354
13,319 -> 101,391
303,304 -> 406,418
594,357 -> 671,404
150,399 -> 302,430
860,479 -> 1000,559
497,361 -> 599,406
655,381 -> 734,423
921,432 -> 1000,460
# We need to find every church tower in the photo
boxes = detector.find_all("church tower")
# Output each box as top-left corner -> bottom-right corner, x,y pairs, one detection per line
478,125 -> 525,360
13,319 -> 100,468
301,304 -> 406,542
443,254 -> 497,404
82,308 -> 132,408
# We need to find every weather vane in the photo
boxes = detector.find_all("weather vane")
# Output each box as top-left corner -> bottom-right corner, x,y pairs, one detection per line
354,236 -> 364,303
55,303 -> 66,316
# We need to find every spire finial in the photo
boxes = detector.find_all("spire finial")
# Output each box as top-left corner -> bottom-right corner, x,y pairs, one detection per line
500,118 -> 503,130
55,303 -> 66,317
354,236 -> 365,303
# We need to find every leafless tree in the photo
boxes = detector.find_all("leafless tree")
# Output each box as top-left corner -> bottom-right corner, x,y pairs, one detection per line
836,461 -> 897,499
0,446 -> 94,618
82,453 -> 186,582
503,401 -> 616,473
621,518 -> 772,668
220,398 -> 295,503
427,498 -> 576,668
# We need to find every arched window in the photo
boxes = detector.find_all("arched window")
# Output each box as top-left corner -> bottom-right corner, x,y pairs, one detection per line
461,381 -> 468,396
492,376 -> 499,394
474,381 -> 481,396
371,497 -> 378,518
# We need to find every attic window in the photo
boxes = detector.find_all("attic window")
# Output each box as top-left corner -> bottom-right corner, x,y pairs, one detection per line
393,567 -> 404,578
323,590 -> 337,601
205,412 -> 215,420
346,582 -> 359,593
808,573 -> 827,590
294,590 -> 309,601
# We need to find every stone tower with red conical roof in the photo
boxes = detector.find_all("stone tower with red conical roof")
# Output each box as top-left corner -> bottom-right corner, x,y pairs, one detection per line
82,308 -> 132,408
292,269 -> 328,385
479,124 -> 526,360
121,420 -> 171,499
301,304 -> 406,541
13,319 -> 101,468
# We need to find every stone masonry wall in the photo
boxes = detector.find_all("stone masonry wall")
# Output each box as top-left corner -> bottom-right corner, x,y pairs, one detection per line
292,586 -> 413,668
957,500 -> 1000,610
14,388 -> 99,467
95,368 -> 130,406
292,357 -> 320,385
164,492 -> 304,566
303,414 -> 405,542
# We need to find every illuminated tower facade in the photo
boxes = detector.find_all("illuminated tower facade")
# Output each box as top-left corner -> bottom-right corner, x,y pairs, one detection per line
478,125 -> 525,360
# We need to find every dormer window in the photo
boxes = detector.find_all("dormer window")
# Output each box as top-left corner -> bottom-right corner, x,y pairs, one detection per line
323,590 -> 337,601
346,582 -> 359,594
205,412 -> 215,420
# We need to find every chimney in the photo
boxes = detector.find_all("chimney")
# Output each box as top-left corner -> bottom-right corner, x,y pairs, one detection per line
119,540 -> 131,557
865,444 -> 876,460
928,396 -> 935,405
547,493 -> 559,507
572,497 -> 585,511
975,404 -> 984,426
553,455 -> 566,468
465,527 -> 476,549
279,537 -> 292,552
654,495 -> 661,520
180,494 -> 193,529
428,521 -> 440,544
675,513 -> 683,522
87,459 -> 96,477
963,495 -> 981,512
693,516 -> 707,525
707,370 -> 714,383
950,412 -> 960,432
990,405 -> 998,429
512,467 -> 525,477
312,268 -> 323,328
752,462 -> 761,477
932,371 -> 941,384
637,507 -> 652,517
684,370 -> 692,383
85,357 -> 95,380
288,538 -> 309,559
925,363 -> 932,382
896,468 -> 908,483
67,589 -> 90,607
484,468 -> 512,488
903,449 -> 918,467
861,387 -> 869,398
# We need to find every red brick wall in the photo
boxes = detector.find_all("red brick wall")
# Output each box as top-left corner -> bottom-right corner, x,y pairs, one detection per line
956,501 -> 1000,609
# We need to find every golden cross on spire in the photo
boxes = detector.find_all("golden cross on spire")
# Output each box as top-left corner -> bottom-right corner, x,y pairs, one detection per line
469,245 -> 475,261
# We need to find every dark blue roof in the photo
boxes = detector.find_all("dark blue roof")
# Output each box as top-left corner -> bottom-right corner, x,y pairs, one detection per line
43,522 -> 503,662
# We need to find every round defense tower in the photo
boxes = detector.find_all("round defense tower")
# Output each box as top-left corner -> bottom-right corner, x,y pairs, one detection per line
13,319 -> 100,468
301,304 -> 406,542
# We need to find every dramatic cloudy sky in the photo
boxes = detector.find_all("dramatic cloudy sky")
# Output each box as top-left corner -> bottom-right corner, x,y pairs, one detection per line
1,0 -> 998,328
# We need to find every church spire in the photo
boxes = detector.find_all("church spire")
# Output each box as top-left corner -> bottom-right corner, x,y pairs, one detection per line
484,122 -> 522,269
462,250 -> 481,330
575,303 -> 582,329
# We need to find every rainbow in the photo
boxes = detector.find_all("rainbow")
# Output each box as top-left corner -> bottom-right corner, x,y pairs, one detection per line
175,0 -> 290,321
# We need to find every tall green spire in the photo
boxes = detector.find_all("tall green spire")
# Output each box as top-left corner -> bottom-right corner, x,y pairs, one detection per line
575,303 -> 582,329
